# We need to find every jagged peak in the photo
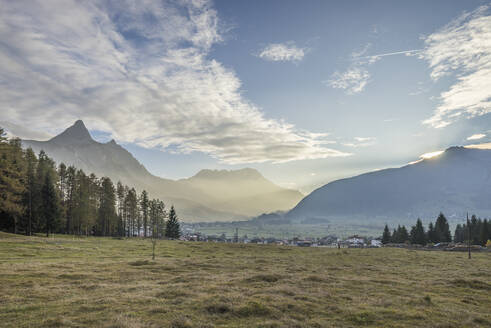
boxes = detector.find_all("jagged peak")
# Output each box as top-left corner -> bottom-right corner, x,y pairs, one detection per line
49,120 -> 93,144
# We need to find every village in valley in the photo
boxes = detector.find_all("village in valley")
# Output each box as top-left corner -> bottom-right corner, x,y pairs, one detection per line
179,230 -> 491,252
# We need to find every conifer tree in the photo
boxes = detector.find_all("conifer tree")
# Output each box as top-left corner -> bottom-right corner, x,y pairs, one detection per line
435,212 -> 451,242
479,219 -> 489,246
382,224 -> 391,244
427,222 -> 437,243
165,206 -> 180,239
97,177 -> 116,236
140,190 -> 149,237
0,134 -> 26,233
41,173 -> 59,237
410,219 -> 426,245
24,148 -> 37,235
454,224 -> 464,243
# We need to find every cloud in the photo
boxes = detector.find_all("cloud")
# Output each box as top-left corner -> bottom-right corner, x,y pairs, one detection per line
465,142 -> 491,149
257,42 -> 306,62
0,121 -> 53,140
342,137 -> 376,147
0,0 -> 349,164
325,67 -> 370,94
327,42 -> 420,95
467,133 -> 486,140
421,5 -> 491,128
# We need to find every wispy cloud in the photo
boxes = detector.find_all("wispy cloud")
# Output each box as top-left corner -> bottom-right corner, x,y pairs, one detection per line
342,137 -> 376,147
257,42 -> 307,62
327,43 -> 420,95
422,5 -> 491,128
467,133 -> 486,140
465,142 -> 491,149
0,0 -> 349,164
0,121 -> 53,141
325,67 -> 369,94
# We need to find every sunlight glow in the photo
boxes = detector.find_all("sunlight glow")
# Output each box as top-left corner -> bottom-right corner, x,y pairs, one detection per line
419,150 -> 444,159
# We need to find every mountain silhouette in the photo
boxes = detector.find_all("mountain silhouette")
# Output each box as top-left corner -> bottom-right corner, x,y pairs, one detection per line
287,146 -> 491,227
22,120 -> 303,221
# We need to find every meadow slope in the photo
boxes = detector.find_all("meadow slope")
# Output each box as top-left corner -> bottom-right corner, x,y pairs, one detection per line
0,232 -> 490,328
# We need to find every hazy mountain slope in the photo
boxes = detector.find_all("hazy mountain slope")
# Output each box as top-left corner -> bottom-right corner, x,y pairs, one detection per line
287,146 -> 491,224
179,169 -> 304,216
22,120 -> 302,221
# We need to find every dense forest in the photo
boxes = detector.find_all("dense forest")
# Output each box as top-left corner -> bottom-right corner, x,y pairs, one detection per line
0,128 -> 180,238
382,213 -> 491,246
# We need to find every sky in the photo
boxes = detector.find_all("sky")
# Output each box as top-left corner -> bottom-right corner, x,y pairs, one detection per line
0,0 -> 490,193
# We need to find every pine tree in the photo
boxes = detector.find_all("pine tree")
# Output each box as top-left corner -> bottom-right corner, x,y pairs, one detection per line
140,190 -> 149,237
454,224 -> 464,243
165,206 -> 180,239
427,222 -> 437,243
470,215 -> 480,245
41,173 -> 59,237
125,188 -> 138,237
479,219 -> 489,246
434,213 -> 451,242
410,219 -> 427,245
24,148 -> 37,235
64,166 -> 76,234
382,224 -> 391,244
0,137 -> 26,233
116,182 -> 125,236
97,177 -> 116,236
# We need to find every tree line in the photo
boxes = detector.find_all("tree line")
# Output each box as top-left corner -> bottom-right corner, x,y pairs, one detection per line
0,128 -> 180,239
382,212 -> 491,246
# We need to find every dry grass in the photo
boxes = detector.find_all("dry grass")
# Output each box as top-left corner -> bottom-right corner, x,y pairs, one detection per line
0,231 -> 490,327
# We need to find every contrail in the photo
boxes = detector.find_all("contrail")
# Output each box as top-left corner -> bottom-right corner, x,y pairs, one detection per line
360,49 -> 423,59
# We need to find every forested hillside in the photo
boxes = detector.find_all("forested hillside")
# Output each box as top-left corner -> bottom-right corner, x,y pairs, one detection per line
0,128 -> 180,238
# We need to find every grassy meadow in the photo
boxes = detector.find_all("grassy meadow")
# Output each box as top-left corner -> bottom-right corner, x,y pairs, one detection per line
0,232 -> 490,328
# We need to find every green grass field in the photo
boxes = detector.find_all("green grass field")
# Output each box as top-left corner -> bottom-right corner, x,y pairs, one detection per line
0,232 -> 490,328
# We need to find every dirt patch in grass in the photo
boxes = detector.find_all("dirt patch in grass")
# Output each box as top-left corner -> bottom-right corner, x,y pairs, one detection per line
57,273 -> 90,280
451,279 -> 491,290
128,260 -> 155,267
245,274 -> 283,283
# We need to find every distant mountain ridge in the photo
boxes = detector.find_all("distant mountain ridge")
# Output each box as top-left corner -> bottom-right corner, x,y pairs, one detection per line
286,146 -> 491,227
22,120 -> 303,221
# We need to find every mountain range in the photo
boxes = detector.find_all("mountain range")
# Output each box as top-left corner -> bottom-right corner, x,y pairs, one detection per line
21,120 -> 303,221
286,146 -> 491,226
19,120 -> 491,230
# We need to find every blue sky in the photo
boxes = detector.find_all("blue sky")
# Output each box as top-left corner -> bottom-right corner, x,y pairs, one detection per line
1,0 -> 490,193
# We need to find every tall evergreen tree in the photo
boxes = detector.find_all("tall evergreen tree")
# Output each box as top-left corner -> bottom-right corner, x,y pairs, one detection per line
0,134 -> 26,233
479,219 -> 489,246
23,148 -> 37,235
382,224 -> 391,244
434,213 -> 451,242
454,224 -> 464,243
410,219 -> 427,245
140,190 -> 149,237
125,188 -> 138,237
392,225 -> 409,243
165,206 -> 180,239
41,173 -> 59,237
427,222 -> 437,243
97,177 -> 116,236
116,182 -> 125,236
